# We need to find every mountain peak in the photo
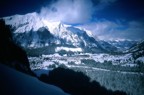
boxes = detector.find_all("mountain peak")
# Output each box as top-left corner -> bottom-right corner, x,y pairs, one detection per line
3,12 -> 44,33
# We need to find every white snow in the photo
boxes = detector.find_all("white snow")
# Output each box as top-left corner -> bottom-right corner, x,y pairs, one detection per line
136,56 -> 144,63
76,26 -> 93,37
43,61 -> 55,67
4,12 -> 45,33
91,53 -> 135,65
55,47 -> 82,52
42,53 -> 62,58
0,64 -> 68,95
121,63 -> 137,67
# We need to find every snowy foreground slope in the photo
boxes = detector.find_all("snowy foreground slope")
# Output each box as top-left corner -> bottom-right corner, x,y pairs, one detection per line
0,64 -> 68,95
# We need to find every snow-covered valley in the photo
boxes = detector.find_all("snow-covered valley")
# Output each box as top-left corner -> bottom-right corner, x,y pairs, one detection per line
28,53 -> 144,95
29,52 -> 144,72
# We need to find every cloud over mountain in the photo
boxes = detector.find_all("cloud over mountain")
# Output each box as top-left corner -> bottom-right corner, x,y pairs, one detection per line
39,0 -> 117,24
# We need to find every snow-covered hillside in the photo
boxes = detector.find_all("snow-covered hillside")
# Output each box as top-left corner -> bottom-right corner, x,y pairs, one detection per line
107,40 -> 137,51
2,12 -> 116,53
0,63 -> 68,95
129,40 -> 144,63
129,40 -> 144,53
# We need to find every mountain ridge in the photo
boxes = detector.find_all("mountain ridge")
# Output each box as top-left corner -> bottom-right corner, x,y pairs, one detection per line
2,12 -> 116,53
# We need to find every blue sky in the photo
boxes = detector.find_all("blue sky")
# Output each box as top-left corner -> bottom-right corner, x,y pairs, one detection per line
0,0 -> 144,40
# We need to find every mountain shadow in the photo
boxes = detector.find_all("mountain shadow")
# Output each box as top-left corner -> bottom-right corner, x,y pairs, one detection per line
0,19 -> 35,76
39,67 -> 127,95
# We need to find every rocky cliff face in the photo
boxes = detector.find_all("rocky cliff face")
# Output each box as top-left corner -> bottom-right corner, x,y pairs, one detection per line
0,19 -> 34,76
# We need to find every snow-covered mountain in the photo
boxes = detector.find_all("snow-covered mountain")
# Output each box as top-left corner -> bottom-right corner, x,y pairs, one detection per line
129,40 -> 144,53
2,12 -> 117,54
128,40 -> 144,62
98,40 -> 118,52
106,40 -> 137,51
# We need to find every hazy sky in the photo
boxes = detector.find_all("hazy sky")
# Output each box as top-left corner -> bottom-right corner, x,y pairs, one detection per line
0,0 -> 144,40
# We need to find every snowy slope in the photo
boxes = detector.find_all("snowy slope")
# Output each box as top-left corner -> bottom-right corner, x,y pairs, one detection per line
0,63 -> 68,95
128,40 -> 144,61
98,40 -> 118,52
3,12 -> 44,33
136,56 -> 144,63
107,40 -> 137,51
129,40 -> 144,53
